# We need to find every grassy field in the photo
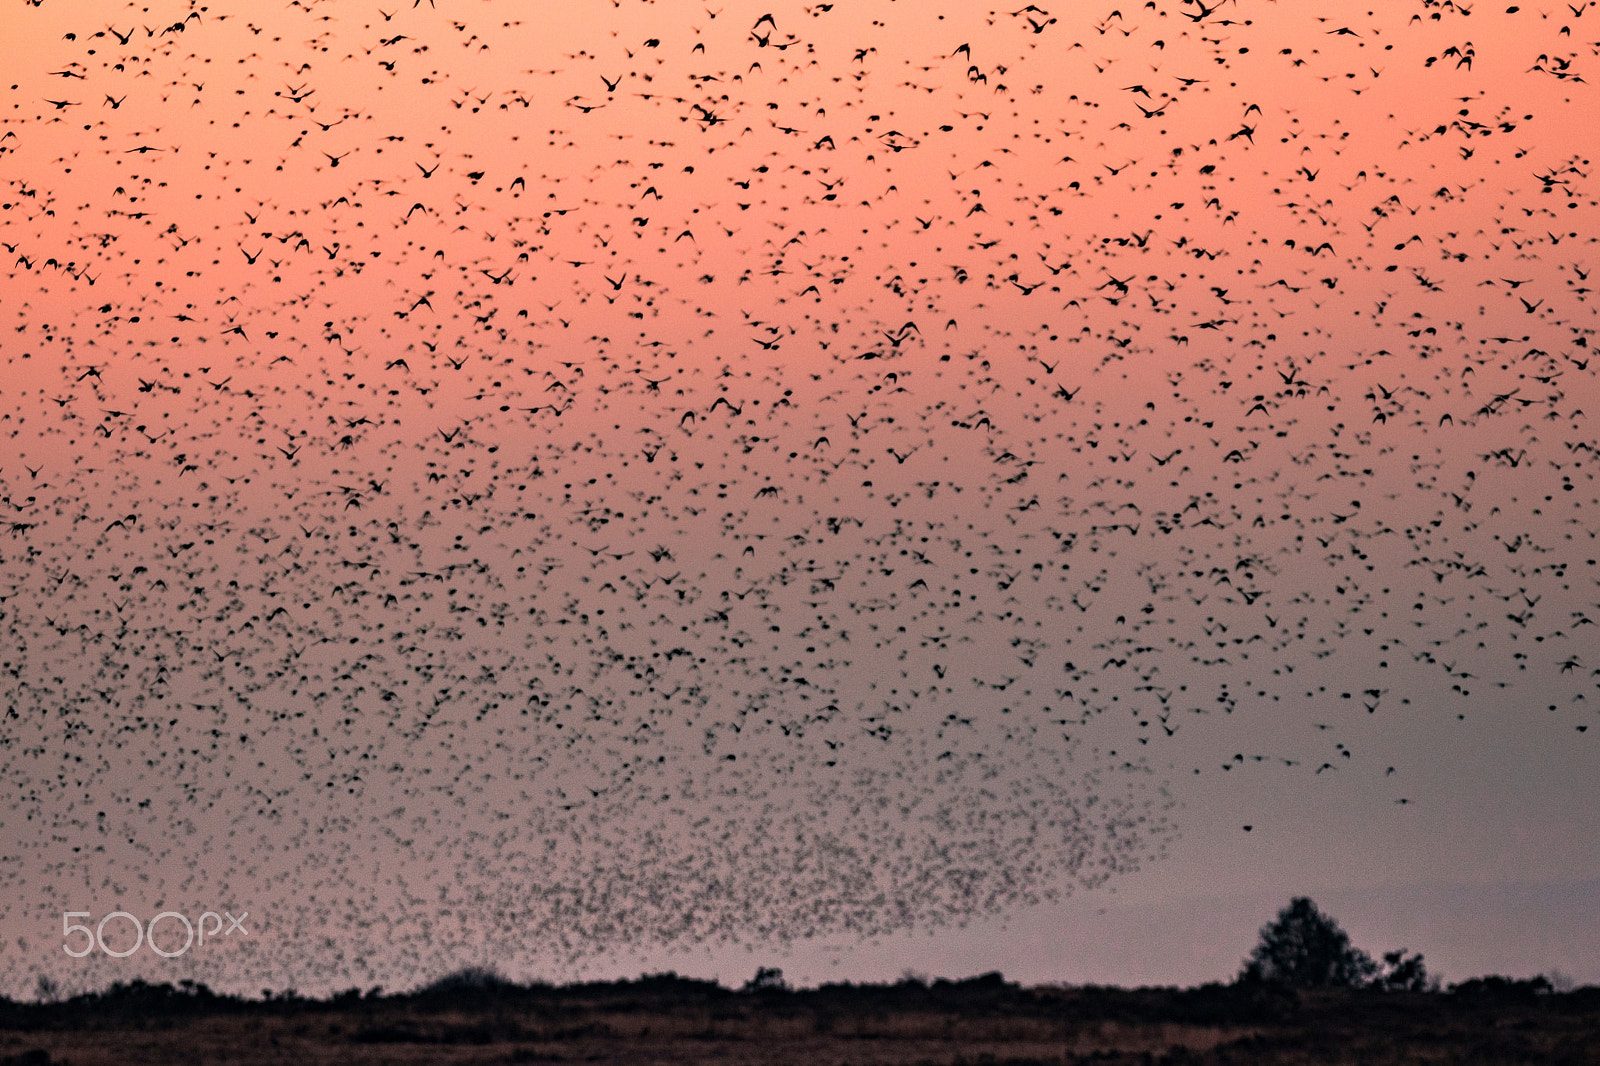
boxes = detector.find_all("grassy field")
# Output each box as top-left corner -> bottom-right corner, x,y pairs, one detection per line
2,974 -> 1596,1065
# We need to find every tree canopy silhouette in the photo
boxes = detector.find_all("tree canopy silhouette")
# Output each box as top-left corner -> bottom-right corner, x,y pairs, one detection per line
1239,897 -> 1378,989
741,967 -> 790,994
1376,948 -> 1436,993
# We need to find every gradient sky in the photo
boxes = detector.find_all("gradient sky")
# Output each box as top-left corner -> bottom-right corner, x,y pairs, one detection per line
2,0 -> 1598,998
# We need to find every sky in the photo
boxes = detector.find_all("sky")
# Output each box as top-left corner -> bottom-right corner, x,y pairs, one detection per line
1,0 -> 1598,998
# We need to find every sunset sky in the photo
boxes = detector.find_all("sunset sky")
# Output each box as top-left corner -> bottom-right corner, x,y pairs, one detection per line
2,0 -> 1597,997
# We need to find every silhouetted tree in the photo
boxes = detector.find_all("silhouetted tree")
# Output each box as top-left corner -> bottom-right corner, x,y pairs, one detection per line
1449,974 -> 1554,1000
1239,897 -> 1377,989
1375,948 -> 1436,992
741,966 -> 790,993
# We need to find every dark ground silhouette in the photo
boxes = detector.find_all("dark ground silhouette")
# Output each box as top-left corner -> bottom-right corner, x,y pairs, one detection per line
2,968 -> 1596,1066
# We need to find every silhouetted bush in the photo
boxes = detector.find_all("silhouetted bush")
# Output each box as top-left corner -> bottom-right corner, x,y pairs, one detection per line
0,1051 -> 54,1066
414,965 -> 515,998
0,1043 -> 52,1062
1449,974 -> 1554,1001
617,971 -> 721,998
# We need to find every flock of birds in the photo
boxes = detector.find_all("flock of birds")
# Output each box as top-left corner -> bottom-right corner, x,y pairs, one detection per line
0,0 -> 1596,995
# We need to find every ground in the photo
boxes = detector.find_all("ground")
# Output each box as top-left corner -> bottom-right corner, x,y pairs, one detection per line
2,977 -> 1596,1065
